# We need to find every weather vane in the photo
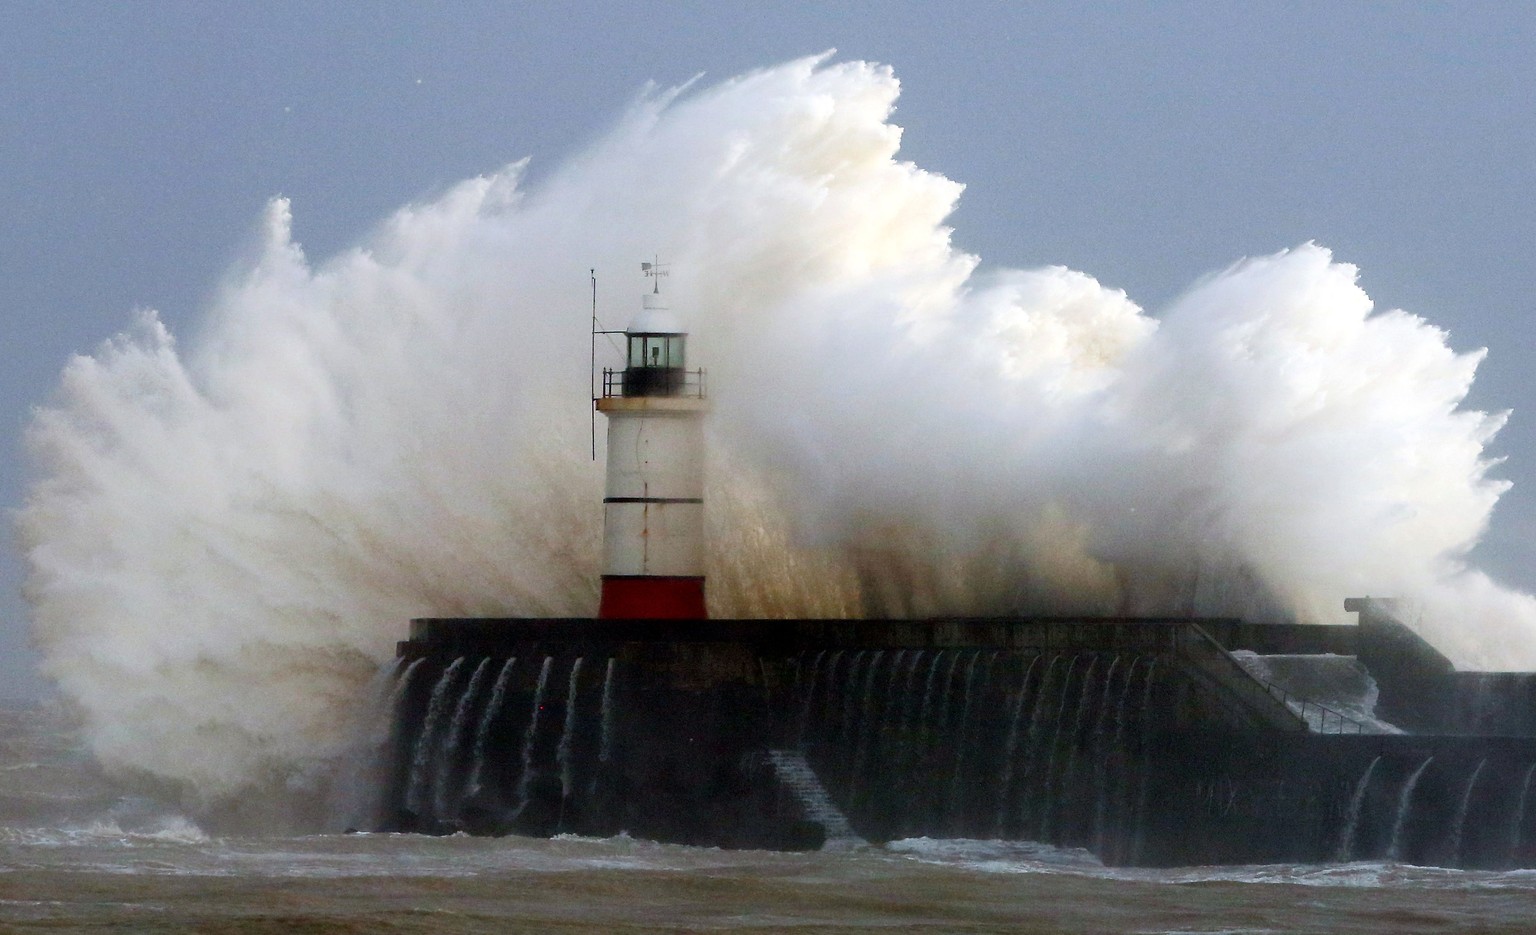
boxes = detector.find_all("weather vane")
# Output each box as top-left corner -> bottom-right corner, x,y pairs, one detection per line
641,256 -> 669,294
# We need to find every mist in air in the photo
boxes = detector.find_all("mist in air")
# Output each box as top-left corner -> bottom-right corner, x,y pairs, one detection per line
17,55 -> 1530,826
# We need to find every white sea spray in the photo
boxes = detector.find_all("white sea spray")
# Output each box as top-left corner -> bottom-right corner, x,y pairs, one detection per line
17,55 -> 1531,826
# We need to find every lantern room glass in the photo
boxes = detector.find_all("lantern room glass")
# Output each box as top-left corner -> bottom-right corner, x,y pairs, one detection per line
627,334 -> 685,369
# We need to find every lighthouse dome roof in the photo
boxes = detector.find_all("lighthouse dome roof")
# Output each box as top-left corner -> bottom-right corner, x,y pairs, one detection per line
628,292 -> 685,334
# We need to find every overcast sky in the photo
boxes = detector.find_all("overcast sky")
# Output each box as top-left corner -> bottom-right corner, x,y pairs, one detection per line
3,2 -> 1533,700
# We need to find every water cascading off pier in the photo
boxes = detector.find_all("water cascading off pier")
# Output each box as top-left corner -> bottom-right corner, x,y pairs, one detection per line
382,608 -> 1536,866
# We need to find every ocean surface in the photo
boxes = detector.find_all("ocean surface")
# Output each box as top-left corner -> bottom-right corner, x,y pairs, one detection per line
3,702 -> 1535,934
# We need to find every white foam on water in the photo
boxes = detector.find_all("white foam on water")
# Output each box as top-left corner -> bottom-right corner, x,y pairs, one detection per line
0,816 -> 208,849
885,836 -> 1103,874
880,837 -> 1536,894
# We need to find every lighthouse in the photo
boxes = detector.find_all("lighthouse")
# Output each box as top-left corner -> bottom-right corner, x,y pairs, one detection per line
594,263 -> 708,619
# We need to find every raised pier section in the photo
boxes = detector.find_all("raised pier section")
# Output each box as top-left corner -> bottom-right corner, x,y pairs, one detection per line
380,608 -> 1536,867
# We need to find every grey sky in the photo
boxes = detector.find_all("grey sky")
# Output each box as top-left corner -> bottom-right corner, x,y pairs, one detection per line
3,2 -> 1533,700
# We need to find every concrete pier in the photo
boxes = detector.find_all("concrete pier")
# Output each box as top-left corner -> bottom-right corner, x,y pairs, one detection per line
381,608 -> 1536,866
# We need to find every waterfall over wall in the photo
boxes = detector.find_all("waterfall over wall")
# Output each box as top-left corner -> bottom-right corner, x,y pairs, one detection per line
383,614 -> 1536,867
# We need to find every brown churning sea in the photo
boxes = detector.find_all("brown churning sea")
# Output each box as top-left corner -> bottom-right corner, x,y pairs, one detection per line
2,703 -> 1534,934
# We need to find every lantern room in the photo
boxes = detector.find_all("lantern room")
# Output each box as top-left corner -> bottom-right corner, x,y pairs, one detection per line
622,293 -> 690,397
601,290 -> 706,401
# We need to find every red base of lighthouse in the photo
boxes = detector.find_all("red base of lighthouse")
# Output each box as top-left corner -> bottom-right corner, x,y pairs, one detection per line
598,575 -> 708,619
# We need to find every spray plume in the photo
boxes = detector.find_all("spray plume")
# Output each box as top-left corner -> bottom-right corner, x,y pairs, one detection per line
17,55 -> 1534,826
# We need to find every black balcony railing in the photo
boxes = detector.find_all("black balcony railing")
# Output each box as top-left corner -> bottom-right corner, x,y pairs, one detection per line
602,367 -> 707,399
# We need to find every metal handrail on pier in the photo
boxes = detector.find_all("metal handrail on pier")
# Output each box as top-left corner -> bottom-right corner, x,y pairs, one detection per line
1173,625 -> 1309,732
1172,625 -> 1366,734
1253,677 -> 1365,735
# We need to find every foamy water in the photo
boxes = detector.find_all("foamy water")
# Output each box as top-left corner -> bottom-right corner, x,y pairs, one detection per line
17,54 -> 1536,825
1230,651 -> 1404,734
3,704 -> 1534,932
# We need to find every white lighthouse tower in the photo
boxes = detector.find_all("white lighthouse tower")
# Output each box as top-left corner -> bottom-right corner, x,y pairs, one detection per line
594,263 -> 708,619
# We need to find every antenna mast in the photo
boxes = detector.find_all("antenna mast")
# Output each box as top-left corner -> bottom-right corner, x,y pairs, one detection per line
590,268 -> 598,460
